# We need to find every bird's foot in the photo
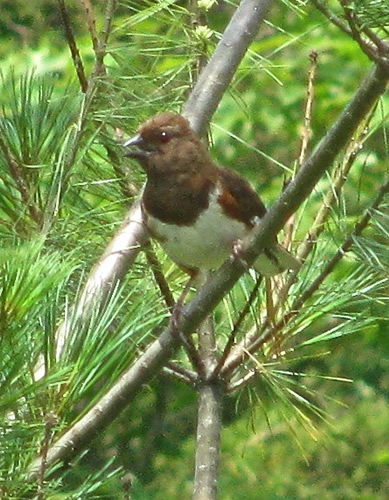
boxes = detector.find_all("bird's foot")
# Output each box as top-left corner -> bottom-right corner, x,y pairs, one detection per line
230,239 -> 250,270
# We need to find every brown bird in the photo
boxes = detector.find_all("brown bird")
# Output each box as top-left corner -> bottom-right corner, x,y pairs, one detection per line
124,112 -> 299,279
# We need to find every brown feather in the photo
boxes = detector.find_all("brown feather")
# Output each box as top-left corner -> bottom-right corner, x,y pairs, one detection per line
217,167 -> 267,228
124,112 -> 300,276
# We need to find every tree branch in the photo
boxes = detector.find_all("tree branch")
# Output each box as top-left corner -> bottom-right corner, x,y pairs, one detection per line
192,382 -> 223,500
276,109 -> 374,307
213,276 -> 262,377
223,169 -> 389,378
28,0 -> 277,475
183,0 -> 273,136
79,0 -> 99,53
58,0 -> 88,93
54,202 -> 147,359
0,135 -> 42,225
28,61 -> 389,479
53,0 -> 275,357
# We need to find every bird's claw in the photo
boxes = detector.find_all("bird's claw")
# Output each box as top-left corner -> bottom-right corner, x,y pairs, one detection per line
230,239 -> 250,270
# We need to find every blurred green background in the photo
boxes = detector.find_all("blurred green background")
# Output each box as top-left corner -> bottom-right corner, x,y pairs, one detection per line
0,1 -> 388,498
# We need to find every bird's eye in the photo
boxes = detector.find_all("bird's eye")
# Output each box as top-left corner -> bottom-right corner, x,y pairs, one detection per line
160,130 -> 171,143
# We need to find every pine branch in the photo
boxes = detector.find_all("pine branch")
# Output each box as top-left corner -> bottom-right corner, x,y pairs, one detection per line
52,0 -> 275,358
28,61 -> 389,480
54,202 -> 148,359
43,0 -> 117,233
144,244 -> 175,312
79,0 -> 99,54
163,362 -> 198,385
94,0 -> 116,77
58,0 -> 88,92
223,169 -> 389,379
213,276 -> 262,378
0,134 -> 42,225
276,109 -> 374,307
314,0 -> 389,66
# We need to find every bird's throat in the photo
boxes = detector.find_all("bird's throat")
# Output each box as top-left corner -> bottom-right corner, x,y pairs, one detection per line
143,174 -> 214,226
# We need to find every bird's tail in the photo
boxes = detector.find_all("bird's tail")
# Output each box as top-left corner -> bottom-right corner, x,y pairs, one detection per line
254,244 -> 300,277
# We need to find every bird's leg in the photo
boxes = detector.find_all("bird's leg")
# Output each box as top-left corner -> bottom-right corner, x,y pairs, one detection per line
171,273 -> 196,332
170,271 -> 206,376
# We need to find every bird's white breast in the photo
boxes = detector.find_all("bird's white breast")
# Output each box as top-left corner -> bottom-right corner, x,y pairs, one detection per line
145,186 -> 249,271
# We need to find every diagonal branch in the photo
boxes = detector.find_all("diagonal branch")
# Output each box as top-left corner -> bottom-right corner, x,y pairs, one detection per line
314,0 -> 389,67
276,108 -> 374,308
223,164 -> 389,379
53,0 -> 275,359
28,61 -> 389,479
183,0 -> 273,136
42,1 -> 118,235
213,276 -> 262,377
58,0 -> 88,93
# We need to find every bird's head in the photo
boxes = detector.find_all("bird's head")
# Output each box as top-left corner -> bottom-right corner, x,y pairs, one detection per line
124,112 -> 209,177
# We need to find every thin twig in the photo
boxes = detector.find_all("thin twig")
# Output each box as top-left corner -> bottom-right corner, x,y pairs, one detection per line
227,368 -> 258,393
57,0 -> 88,92
104,139 -> 140,198
189,0 -> 209,85
37,413 -> 57,500
183,0 -> 273,135
0,135 -> 41,224
79,0 -> 99,52
213,276 -> 262,378
179,329 -> 206,377
298,50 -> 318,169
284,50 -> 318,249
144,244 -> 175,312
222,173 -> 389,377
360,24 -> 388,56
94,0 -> 117,78
340,0 -> 379,62
315,0 -> 389,66
311,0 -> 353,37
277,108 -> 374,306
164,362 -> 198,385
42,0 -> 118,234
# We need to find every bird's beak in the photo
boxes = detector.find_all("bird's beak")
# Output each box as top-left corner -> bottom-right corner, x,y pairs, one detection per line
123,133 -> 150,160
123,134 -> 144,148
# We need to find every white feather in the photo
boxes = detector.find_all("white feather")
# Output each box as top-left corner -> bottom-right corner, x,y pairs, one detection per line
145,185 -> 299,276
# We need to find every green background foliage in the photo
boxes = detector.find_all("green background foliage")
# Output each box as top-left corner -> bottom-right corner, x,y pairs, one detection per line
0,0 -> 388,498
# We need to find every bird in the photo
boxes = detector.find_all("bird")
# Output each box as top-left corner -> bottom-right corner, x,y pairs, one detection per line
123,112 -> 300,280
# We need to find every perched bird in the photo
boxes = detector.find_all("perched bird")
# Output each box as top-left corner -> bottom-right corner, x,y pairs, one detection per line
124,112 -> 299,279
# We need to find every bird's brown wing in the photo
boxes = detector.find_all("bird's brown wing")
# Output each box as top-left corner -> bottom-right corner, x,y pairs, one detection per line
217,166 -> 300,274
216,166 -> 267,228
